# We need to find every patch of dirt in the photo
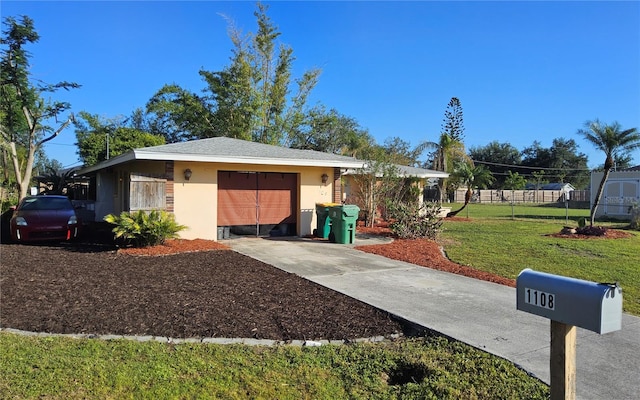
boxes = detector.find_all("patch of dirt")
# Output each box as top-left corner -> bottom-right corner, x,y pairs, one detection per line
548,229 -> 633,239
0,241 -> 404,341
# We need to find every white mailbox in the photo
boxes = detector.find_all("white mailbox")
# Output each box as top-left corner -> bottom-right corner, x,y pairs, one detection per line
516,268 -> 622,334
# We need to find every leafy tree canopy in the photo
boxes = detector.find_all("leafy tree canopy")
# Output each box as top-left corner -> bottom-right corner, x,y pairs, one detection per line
522,138 -> 589,188
74,110 -> 165,166
468,141 -> 522,188
0,15 -> 79,200
503,170 -> 527,190
287,105 -> 374,156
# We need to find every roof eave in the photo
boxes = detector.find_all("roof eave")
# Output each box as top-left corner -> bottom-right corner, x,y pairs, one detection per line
77,149 -> 366,174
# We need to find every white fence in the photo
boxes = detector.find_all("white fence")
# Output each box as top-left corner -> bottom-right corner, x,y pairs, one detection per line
451,189 -> 590,204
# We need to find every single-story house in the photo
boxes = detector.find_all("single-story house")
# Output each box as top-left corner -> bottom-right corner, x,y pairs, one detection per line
591,166 -> 640,220
524,182 -> 575,202
77,137 -> 365,240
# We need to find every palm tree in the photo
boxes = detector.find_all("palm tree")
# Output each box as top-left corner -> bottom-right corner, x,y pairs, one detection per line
447,161 -> 495,217
578,120 -> 640,226
421,133 -> 469,202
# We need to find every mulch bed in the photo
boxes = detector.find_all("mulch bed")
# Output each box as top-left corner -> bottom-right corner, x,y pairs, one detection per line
0,243 -> 404,341
3,221 -> 630,341
356,239 -> 517,287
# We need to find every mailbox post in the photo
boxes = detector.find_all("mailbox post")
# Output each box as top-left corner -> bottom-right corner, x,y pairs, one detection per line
516,269 -> 622,400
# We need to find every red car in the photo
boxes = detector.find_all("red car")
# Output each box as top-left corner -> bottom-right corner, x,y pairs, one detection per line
10,195 -> 80,242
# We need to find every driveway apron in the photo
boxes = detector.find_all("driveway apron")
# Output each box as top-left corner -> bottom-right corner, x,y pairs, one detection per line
229,236 -> 640,400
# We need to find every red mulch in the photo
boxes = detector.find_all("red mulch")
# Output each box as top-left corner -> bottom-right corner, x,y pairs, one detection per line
118,239 -> 230,256
356,235 -> 517,288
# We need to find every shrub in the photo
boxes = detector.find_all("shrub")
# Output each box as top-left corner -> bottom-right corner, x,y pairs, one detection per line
386,200 -> 443,240
104,210 -> 187,247
1,196 -> 18,214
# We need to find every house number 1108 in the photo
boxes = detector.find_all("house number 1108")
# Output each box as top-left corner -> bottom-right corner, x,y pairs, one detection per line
525,288 -> 555,310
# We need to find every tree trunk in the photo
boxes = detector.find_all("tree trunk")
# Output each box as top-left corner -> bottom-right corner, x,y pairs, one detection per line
447,188 -> 471,217
590,167 -> 611,226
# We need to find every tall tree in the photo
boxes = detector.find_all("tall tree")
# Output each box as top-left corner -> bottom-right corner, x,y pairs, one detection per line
468,141 -> 522,188
522,139 -> 590,189
578,120 -> 640,226
424,133 -> 469,202
74,111 -> 165,165
381,136 -> 427,167
441,97 -> 465,142
0,16 -> 79,200
503,170 -> 527,190
286,105 -> 374,155
146,85 -> 214,142
147,3 -> 320,146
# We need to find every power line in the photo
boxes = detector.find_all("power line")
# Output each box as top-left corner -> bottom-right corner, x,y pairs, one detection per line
471,159 -> 593,172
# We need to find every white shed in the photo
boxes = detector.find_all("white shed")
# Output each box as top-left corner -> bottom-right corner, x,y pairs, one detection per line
590,166 -> 640,220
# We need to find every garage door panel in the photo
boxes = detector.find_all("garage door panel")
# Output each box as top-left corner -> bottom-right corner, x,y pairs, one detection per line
258,173 -> 296,224
218,171 -> 297,228
259,189 -> 294,224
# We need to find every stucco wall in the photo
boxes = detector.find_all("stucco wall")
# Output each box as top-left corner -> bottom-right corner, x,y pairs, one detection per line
173,162 -> 335,240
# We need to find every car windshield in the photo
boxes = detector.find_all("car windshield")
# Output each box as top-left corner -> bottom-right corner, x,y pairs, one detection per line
20,197 -> 72,211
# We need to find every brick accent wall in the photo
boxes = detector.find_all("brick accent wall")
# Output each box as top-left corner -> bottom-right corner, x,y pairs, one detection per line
333,167 -> 342,203
165,161 -> 174,212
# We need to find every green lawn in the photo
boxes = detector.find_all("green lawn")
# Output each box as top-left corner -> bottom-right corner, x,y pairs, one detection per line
441,203 -> 640,315
0,333 -> 548,399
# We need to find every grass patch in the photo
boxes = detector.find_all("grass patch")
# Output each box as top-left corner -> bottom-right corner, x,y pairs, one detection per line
0,333 -> 548,399
441,204 -> 640,315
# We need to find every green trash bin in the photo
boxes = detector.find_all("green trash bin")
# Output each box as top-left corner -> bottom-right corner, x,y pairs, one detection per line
329,205 -> 360,244
315,203 -> 338,238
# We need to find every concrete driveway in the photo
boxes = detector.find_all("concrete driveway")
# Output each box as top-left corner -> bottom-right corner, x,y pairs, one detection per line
229,236 -> 640,400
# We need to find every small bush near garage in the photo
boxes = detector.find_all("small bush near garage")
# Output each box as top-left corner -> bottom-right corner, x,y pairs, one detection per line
104,210 -> 186,247
386,200 -> 443,240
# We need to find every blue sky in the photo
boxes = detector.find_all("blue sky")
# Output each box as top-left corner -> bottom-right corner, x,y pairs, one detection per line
2,1 -> 639,169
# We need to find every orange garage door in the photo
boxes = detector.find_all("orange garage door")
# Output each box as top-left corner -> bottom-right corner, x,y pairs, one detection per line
217,171 -> 297,234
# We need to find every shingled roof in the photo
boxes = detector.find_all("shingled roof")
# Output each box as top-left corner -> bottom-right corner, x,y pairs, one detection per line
80,137 -> 366,174
342,164 -> 448,179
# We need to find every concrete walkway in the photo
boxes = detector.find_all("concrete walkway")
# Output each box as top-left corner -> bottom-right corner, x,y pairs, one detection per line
229,235 -> 640,400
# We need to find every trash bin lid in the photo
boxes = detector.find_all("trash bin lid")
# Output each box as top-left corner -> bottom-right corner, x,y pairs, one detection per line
341,205 -> 360,217
316,202 -> 340,208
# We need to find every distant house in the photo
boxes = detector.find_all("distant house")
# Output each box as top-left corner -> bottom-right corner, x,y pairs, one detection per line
524,182 -> 575,201
591,166 -> 640,220
77,137 -> 365,240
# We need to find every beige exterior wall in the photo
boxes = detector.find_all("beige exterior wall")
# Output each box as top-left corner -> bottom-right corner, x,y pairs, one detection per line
172,162 -> 336,240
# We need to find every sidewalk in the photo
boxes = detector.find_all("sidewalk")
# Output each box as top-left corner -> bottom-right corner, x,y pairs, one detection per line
229,236 -> 640,400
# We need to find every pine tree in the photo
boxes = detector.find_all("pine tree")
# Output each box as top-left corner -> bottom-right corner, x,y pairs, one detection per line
441,97 -> 465,142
